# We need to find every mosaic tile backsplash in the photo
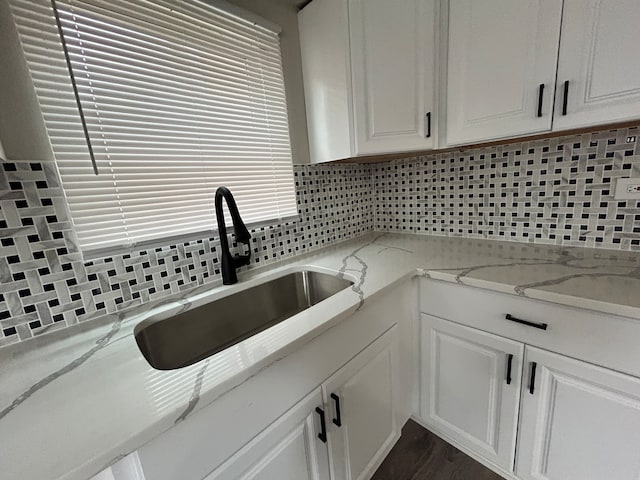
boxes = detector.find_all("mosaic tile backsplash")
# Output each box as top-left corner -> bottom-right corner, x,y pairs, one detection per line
375,126 -> 640,250
1,126 -> 640,348
0,162 -> 374,347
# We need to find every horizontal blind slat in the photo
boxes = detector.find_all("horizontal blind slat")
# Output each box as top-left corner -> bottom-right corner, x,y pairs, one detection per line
10,0 -> 296,252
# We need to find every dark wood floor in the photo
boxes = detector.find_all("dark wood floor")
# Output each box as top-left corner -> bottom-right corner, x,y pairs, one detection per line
372,420 -> 505,480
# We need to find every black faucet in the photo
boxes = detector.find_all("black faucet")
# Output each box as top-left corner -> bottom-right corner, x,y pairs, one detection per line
215,186 -> 251,285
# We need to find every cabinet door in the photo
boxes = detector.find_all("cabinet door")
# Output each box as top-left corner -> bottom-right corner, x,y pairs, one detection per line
204,388 -> 330,480
298,0 -> 353,163
349,0 -> 436,154
323,326 -> 398,480
553,0 -> 640,130
516,347 -> 640,480
445,0 -> 562,145
420,314 -> 523,473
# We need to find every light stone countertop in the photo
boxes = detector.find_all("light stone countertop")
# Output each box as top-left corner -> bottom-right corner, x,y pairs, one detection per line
2,232 -> 640,480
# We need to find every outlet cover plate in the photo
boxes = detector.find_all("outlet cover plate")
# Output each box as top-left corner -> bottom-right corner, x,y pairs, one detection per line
614,177 -> 640,199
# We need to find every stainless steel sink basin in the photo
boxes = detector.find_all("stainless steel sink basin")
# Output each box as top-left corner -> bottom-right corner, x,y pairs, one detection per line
135,270 -> 354,370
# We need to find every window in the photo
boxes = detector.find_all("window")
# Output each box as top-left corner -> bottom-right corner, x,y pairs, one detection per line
10,0 -> 297,252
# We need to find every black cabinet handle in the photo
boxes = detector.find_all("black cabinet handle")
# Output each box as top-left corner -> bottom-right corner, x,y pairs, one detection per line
529,362 -> 538,395
537,83 -> 545,117
506,353 -> 514,385
330,393 -> 342,427
562,80 -> 569,116
505,314 -> 548,331
315,407 -> 327,443
425,112 -> 432,138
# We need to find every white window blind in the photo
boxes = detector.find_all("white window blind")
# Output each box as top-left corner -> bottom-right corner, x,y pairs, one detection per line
10,0 -> 297,252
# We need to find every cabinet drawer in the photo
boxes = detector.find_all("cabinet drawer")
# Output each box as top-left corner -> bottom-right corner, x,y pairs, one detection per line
419,279 -> 640,378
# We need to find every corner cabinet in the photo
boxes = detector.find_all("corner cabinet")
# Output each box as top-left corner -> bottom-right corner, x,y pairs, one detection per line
553,0 -> 640,131
298,0 -> 438,163
444,0 -> 563,145
348,0 -> 436,156
420,314 -> 523,475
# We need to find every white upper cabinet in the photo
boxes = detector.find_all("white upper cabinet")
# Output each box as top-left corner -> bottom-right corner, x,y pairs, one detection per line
516,347 -> 640,480
300,0 -> 640,158
348,0 -> 436,154
298,0 -> 354,164
444,0 -> 563,146
553,0 -> 640,130
298,0 -> 438,163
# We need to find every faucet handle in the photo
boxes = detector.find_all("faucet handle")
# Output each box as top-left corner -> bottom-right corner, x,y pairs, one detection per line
233,223 -> 251,244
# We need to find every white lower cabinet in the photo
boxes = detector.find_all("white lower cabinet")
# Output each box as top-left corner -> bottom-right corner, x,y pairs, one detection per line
204,388 -> 330,480
323,327 -> 398,480
420,314 -> 523,474
207,326 -> 398,480
516,347 -> 640,480
419,302 -> 640,480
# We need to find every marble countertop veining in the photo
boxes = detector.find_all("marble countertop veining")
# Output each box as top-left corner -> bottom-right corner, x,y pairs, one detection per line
2,232 -> 640,480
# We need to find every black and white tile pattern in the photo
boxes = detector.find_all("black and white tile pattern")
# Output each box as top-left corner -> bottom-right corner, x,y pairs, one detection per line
0,162 -> 373,346
375,127 -> 640,250
1,126 -> 640,347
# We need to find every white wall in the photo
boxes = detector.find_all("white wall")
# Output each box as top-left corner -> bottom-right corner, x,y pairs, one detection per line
0,0 -> 311,164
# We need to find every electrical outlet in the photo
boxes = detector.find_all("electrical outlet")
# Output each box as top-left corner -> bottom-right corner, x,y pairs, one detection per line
615,177 -> 640,199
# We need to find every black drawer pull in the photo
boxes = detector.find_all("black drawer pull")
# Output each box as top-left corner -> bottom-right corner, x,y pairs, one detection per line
562,80 -> 569,116
506,353 -> 514,385
330,393 -> 342,427
529,362 -> 537,395
425,112 -> 432,138
537,83 -> 545,117
505,313 -> 548,331
315,407 -> 327,443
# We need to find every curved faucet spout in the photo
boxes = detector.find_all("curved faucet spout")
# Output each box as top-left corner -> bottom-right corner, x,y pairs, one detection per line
215,186 -> 251,285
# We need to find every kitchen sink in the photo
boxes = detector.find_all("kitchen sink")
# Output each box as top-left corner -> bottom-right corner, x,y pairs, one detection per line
134,270 -> 354,370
